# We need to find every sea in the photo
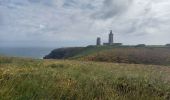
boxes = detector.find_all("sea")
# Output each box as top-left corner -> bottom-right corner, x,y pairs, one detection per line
0,47 -> 56,59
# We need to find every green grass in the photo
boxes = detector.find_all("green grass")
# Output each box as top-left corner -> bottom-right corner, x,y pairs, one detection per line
75,47 -> 170,65
73,46 -> 118,56
45,46 -> 170,65
44,46 -> 118,59
0,56 -> 170,100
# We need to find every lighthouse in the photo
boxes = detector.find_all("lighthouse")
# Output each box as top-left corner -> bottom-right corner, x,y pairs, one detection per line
109,30 -> 114,45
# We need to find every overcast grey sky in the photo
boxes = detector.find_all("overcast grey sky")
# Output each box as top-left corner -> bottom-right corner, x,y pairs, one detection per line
0,0 -> 170,47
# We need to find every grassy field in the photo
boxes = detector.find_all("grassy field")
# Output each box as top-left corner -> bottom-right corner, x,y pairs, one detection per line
78,47 -> 170,65
0,56 -> 170,100
44,46 -> 170,65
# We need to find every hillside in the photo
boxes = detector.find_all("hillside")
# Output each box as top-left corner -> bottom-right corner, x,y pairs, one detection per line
44,46 -> 118,59
44,47 -> 84,59
44,46 -> 137,59
0,56 -> 170,100
44,46 -> 170,65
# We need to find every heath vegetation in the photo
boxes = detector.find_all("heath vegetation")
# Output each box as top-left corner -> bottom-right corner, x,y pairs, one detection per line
0,56 -> 170,100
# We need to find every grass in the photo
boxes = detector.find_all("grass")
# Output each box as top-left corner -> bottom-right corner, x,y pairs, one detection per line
45,46 -> 170,65
76,47 -> 170,65
0,56 -> 170,100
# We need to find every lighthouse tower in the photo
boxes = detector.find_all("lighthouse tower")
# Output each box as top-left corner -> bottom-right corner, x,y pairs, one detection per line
109,30 -> 114,45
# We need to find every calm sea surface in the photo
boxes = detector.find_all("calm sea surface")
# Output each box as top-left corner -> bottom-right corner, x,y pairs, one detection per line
0,47 -> 55,59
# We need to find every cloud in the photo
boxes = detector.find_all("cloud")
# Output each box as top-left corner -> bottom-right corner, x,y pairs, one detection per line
91,0 -> 133,19
0,12 -> 3,26
0,0 -> 170,47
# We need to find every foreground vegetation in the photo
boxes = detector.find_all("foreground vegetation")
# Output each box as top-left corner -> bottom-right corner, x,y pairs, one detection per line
0,56 -> 170,100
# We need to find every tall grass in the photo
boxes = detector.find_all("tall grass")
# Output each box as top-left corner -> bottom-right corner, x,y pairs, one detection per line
0,56 -> 170,100
79,48 -> 170,65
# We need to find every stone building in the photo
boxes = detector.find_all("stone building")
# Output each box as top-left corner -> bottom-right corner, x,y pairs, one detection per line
96,37 -> 101,46
96,30 -> 122,46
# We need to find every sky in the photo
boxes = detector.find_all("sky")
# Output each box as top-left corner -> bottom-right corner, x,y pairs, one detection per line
0,0 -> 170,47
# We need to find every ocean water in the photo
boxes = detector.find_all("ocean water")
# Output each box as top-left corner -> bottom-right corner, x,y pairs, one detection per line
0,47 -> 55,59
